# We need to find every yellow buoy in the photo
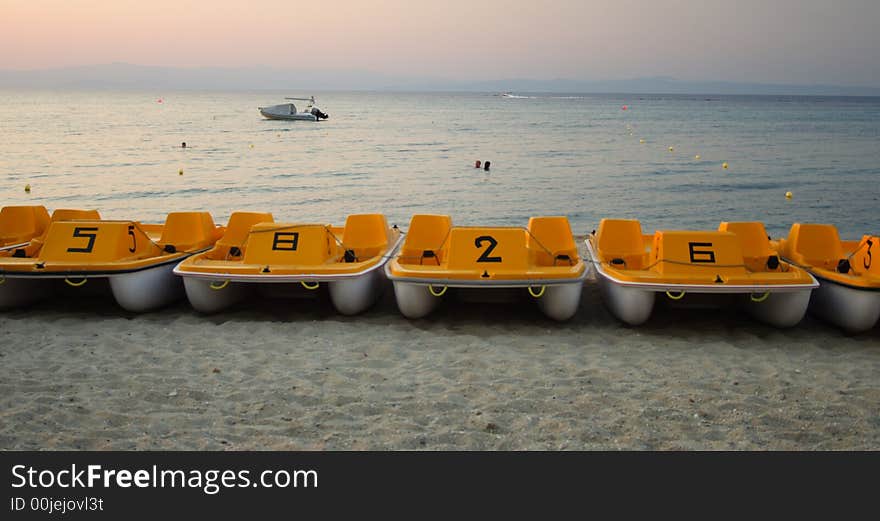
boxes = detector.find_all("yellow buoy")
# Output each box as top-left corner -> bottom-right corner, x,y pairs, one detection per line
639,139 -> 645,144
668,146 -> 674,152
24,184 -> 31,193
785,191 -> 793,199
722,162 -> 728,169
179,169 -> 184,176
694,154 -> 701,160
249,144 -> 254,149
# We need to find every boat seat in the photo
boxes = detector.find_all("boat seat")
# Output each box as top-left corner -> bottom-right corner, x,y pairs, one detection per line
50,209 -> 101,222
0,205 -> 50,246
527,216 -> 579,266
341,214 -> 390,261
594,219 -> 647,270
784,223 -> 845,271
719,221 -> 777,271
399,214 -> 452,265
211,212 -> 274,259
6,209 -> 103,258
158,212 -> 219,253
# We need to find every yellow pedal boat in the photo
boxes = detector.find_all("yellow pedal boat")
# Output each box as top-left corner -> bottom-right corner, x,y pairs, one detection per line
586,219 -> 818,326
173,212 -> 402,315
385,215 -> 587,320
0,209 -> 221,311
774,223 -> 879,333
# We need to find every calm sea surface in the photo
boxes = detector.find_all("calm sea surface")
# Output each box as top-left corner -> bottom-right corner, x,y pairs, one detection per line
1,90 -> 878,237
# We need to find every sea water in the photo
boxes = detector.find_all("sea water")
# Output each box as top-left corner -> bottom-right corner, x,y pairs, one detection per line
1,90 -> 878,237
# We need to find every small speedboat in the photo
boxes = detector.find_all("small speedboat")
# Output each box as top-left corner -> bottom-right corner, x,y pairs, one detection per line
775,223 -> 880,333
0,210 -> 222,311
258,96 -> 328,121
174,212 -> 401,315
586,219 -> 818,327
385,215 -> 587,321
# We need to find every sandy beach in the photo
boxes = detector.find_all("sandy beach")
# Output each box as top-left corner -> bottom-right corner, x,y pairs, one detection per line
1,271 -> 878,451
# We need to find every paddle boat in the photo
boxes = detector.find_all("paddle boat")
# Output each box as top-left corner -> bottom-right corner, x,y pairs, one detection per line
385,215 -> 587,320
774,223 -> 879,333
586,219 -> 818,327
174,212 -> 401,315
0,205 -> 50,249
0,210 -> 221,311
259,96 -> 328,121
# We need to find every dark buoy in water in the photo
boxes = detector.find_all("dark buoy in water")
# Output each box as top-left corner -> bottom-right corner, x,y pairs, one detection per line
484,161 -> 491,171
181,142 -> 187,148
474,160 -> 481,168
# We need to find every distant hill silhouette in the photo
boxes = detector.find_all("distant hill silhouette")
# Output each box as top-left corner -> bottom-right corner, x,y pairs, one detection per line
1,63 -> 878,96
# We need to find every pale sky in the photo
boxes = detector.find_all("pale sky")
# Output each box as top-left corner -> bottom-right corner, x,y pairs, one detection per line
2,0 -> 879,85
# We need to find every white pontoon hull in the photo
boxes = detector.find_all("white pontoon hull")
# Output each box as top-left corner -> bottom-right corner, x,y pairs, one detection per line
179,268 -> 386,316
0,260 -> 185,312
596,274 -> 815,327
808,277 -> 880,333
386,268 -> 586,321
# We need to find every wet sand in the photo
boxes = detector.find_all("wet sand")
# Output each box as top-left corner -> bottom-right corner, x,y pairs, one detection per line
1,277 -> 878,450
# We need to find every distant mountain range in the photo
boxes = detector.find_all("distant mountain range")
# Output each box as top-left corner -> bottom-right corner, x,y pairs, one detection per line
1,63 -> 878,96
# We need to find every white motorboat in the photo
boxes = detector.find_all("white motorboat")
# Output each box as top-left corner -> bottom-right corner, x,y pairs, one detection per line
259,96 -> 328,121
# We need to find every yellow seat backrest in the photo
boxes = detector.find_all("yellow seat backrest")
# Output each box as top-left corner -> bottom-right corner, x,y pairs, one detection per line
50,209 -> 101,222
527,216 -> 579,266
594,219 -> 646,269
159,212 -> 218,251
719,221 -> 774,270
0,205 -> 50,245
399,214 -> 452,265
784,223 -> 844,269
207,212 -> 274,259
218,212 -> 274,247
341,214 -> 390,260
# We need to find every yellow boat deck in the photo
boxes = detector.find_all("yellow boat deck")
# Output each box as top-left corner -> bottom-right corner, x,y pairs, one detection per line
174,212 -> 401,279
774,223 -> 879,290
589,219 -> 816,288
387,215 -> 585,283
